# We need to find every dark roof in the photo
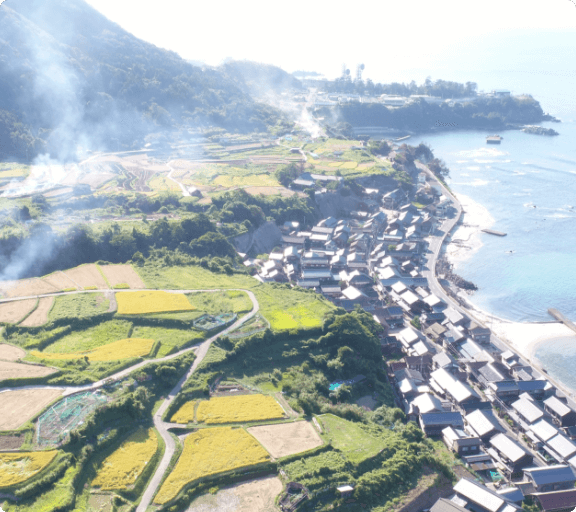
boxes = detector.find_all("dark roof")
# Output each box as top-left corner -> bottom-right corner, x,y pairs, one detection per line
420,412 -> 464,428
535,489 -> 576,511
282,235 -> 305,244
524,465 -> 576,486
518,380 -> 549,392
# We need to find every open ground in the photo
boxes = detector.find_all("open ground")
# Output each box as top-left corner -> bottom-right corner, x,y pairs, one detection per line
20,296 -> 55,327
0,360 -> 58,382
0,389 -> 63,431
247,421 -> 323,458
0,344 -> 26,361
0,299 -> 38,324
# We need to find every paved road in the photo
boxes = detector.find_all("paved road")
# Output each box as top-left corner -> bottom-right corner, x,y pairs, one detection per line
166,161 -> 190,197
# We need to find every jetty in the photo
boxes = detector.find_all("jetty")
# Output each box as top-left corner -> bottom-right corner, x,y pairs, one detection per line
548,308 -> 576,334
481,229 -> 507,237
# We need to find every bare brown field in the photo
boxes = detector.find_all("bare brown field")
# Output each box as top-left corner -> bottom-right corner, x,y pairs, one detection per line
0,360 -> 57,382
99,264 -> 145,289
0,344 -> 26,361
63,264 -> 109,289
0,434 -> 24,450
244,186 -> 297,197
0,299 -> 38,324
186,476 -> 282,512
0,278 -> 58,298
247,421 -> 323,458
42,271 -> 79,292
20,296 -> 55,327
0,389 -> 63,431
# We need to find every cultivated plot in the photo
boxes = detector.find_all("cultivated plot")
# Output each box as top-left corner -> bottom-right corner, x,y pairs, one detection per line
0,278 -> 58,299
62,264 -> 108,289
33,338 -> 154,362
99,264 -> 145,289
20,296 -> 55,327
0,344 -> 26,361
42,271 -> 79,292
116,291 -> 195,315
186,476 -> 282,512
195,395 -> 285,425
154,427 -> 269,504
0,360 -> 58,382
247,421 -> 322,458
0,451 -> 58,488
0,299 -> 38,325
92,428 -> 158,490
0,388 -> 63,431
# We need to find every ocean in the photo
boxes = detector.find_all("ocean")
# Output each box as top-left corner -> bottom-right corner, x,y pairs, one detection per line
400,49 -> 576,388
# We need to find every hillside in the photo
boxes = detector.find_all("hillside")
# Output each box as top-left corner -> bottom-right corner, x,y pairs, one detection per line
0,0 -> 283,161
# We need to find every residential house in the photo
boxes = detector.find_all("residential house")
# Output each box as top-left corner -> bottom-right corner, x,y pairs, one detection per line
442,426 -> 482,456
465,409 -> 503,443
340,286 -> 370,307
431,368 -> 481,407
544,397 -> 576,427
378,306 -> 404,327
511,396 -> 545,425
489,433 -> 533,475
546,433 -> 576,463
419,411 -> 464,437
518,380 -> 554,401
432,351 -> 457,371
426,322 -> 448,340
410,393 -> 444,417
468,321 -> 491,344
452,478 -> 522,512
430,498 -> 468,512
487,381 -> 521,402
523,465 -> 576,493
533,489 -> 576,512
528,419 -> 560,448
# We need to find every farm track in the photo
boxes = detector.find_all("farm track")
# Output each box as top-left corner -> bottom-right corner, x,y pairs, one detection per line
0,287 -> 259,510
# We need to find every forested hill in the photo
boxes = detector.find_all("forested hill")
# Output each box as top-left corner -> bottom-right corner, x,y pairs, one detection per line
0,0 -> 284,161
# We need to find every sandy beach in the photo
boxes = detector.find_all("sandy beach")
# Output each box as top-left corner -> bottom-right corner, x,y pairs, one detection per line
444,192 -> 576,394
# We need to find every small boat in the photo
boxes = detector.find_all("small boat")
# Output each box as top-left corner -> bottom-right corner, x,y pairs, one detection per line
486,135 -> 503,144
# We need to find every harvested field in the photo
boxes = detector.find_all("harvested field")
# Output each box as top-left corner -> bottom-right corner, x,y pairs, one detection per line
99,264 -> 145,289
0,360 -> 57,382
0,451 -> 58,487
0,299 -> 38,324
62,264 -> 109,290
0,278 -> 58,298
92,428 -> 158,490
116,291 -> 194,315
196,395 -> 285,425
0,344 -> 25,361
186,476 -> 282,512
0,389 -> 63,431
20,296 -> 54,327
154,427 -> 269,504
32,338 -> 154,362
248,421 -> 322,458
0,434 -> 24,450
42,271 -> 80,291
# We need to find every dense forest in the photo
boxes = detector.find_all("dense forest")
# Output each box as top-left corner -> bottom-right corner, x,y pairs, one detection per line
326,94 -> 550,131
0,0 -> 287,161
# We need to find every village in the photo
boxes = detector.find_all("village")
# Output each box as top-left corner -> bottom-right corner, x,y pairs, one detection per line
242,156 -> 576,512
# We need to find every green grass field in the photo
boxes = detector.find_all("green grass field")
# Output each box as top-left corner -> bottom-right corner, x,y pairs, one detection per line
41,320 -> 132,354
186,290 -> 253,316
49,294 -> 110,322
130,326 -> 206,357
319,414 -> 384,463
137,266 -> 334,332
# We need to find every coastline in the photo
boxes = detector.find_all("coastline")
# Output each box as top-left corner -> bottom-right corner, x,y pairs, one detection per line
443,190 -> 576,394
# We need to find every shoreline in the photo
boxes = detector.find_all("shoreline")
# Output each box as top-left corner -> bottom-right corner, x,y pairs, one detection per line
441,189 -> 576,395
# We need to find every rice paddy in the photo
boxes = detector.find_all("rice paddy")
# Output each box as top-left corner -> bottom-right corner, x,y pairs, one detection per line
195,394 -> 285,424
32,338 -> 154,362
116,291 -> 195,315
0,451 -> 58,487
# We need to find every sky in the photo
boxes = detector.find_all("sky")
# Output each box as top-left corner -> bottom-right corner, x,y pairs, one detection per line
81,0 -> 576,82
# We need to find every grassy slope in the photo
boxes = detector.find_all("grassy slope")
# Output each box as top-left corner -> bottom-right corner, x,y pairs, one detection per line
48,294 -> 110,322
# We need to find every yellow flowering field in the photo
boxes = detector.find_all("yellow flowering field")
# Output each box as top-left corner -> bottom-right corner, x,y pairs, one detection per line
196,394 -> 285,424
92,428 -> 158,490
32,338 -> 154,362
0,451 -> 58,487
154,427 -> 269,504
116,291 -> 195,315
170,401 -> 196,424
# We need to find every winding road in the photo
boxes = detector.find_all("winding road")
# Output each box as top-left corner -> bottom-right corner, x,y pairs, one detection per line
0,288 -> 260,509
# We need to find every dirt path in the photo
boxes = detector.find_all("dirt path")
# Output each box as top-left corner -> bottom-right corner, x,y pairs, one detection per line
167,161 -> 190,197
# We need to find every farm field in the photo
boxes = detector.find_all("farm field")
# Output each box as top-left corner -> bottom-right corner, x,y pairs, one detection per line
99,264 -> 145,289
130,326 -> 205,357
63,264 -> 109,290
154,427 -> 269,504
247,421 -> 322,458
195,394 -> 285,424
0,344 -> 26,361
185,476 -> 282,512
20,297 -> 55,327
135,266 -> 334,331
283,450 -> 349,482
0,299 -> 38,325
212,174 -> 279,188
186,290 -> 253,316
48,293 -> 111,322
170,401 -> 196,424
32,338 -> 154,362
0,360 -> 58,381
0,388 -> 63,431
0,278 -> 58,299
0,451 -> 58,487
319,414 -> 384,463
92,428 -> 158,490
116,291 -> 194,315
42,271 -> 79,292
40,320 -> 132,354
